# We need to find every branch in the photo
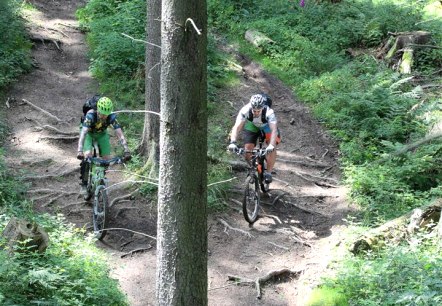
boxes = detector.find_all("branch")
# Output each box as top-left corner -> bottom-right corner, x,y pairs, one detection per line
99,228 -> 157,240
375,132 -> 442,164
208,177 -> 237,187
121,33 -> 161,49
112,109 -> 161,117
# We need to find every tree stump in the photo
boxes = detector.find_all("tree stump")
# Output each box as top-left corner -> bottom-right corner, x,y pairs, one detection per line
378,31 -> 431,74
1,217 -> 49,253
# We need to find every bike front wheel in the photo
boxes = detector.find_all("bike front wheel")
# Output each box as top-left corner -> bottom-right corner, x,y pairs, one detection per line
93,184 -> 109,240
243,174 -> 260,224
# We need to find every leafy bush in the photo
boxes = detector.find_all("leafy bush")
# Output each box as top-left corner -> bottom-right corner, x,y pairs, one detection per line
326,236 -> 442,305
0,0 -> 32,90
0,215 -> 128,305
76,0 -> 146,105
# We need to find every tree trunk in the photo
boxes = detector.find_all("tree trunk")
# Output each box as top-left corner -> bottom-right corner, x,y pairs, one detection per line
350,199 -> 442,254
139,0 -> 161,178
156,0 -> 207,305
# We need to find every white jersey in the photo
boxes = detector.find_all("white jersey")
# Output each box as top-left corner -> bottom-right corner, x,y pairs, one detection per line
236,103 -> 277,130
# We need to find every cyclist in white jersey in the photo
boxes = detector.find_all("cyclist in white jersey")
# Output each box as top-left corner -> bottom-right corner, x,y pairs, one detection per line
228,93 -> 281,183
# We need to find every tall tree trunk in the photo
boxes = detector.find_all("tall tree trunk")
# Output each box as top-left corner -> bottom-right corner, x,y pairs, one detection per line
156,0 -> 207,305
139,0 -> 161,178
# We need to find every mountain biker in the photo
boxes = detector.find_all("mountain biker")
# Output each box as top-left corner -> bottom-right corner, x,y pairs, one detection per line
228,93 -> 281,183
76,97 -> 131,195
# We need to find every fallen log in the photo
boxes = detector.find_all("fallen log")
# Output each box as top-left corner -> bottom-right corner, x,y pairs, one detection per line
350,199 -> 442,255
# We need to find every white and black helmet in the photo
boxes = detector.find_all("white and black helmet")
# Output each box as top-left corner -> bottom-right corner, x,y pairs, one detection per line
250,94 -> 266,109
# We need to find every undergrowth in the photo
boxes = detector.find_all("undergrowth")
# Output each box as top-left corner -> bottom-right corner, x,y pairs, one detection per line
0,0 -> 32,90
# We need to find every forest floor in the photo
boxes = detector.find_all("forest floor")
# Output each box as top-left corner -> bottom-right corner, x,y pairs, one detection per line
4,1 -> 356,305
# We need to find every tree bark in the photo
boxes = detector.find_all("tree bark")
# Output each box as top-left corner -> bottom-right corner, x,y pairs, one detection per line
139,0 -> 161,178
156,0 -> 208,305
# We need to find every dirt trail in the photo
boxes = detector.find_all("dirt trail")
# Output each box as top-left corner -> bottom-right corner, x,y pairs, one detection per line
4,1 -> 353,305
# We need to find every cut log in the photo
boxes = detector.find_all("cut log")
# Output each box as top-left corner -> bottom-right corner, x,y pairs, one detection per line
244,30 -> 274,48
350,199 -> 442,255
1,217 -> 49,253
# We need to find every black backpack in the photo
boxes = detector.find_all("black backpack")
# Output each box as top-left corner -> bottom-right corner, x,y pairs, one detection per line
81,94 -> 101,123
261,93 -> 272,108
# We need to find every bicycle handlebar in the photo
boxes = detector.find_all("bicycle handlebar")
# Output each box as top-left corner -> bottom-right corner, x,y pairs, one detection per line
85,156 -> 124,166
235,147 -> 267,157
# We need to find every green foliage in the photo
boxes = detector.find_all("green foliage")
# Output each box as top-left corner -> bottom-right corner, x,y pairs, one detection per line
326,236 -> 442,305
76,0 -> 146,105
0,215 -> 128,305
0,0 -> 32,90
306,286 -> 348,306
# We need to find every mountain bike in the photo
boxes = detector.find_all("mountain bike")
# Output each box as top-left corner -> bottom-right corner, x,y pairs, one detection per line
84,155 -> 124,240
235,138 -> 270,224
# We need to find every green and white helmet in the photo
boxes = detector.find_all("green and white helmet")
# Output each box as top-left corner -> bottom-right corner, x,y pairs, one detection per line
97,97 -> 113,115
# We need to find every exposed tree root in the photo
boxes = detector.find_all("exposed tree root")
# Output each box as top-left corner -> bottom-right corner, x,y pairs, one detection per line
267,241 -> 289,251
228,268 -> 303,299
63,201 -> 87,210
39,135 -> 79,141
26,117 -> 77,136
290,170 -> 339,188
109,188 -> 140,207
23,166 -> 79,180
217,218 -> 253,238
121,246 -> 153,258
21,99 -> 62,122
114,207 -> 140,219
280,197 -> 327,217
29,35 -> 62,51
277,158 -> 329,168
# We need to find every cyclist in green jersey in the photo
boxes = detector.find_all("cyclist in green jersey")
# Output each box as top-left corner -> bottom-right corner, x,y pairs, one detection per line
76,97 -> 131,195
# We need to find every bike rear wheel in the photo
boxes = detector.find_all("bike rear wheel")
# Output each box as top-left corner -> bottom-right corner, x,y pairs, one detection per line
243,174 -> 260,224
93,183 -> 109,240
259,160 -> 269,193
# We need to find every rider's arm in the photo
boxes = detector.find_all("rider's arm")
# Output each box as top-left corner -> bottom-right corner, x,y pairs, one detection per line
230,119 -> 246,143
115,128 -> 129,152
230,107 -> 249,142
268,122 -> 277,147
77,126 -> 90,152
